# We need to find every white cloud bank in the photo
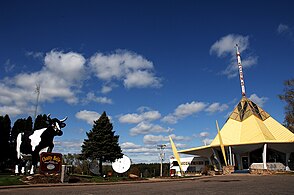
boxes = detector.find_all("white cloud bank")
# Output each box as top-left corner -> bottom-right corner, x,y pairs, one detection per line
119,110 -> 161,124
0,50 -> 162,117
75,110 -> 101,125
90,50 -> 162,91
162,101 -> 228,124
83,92 -> 112,104
143,134 -> 191,145
210,34 -> 258,78
130,122 -> 173,136
249,93 -> 268,107
0,51 -> 86,116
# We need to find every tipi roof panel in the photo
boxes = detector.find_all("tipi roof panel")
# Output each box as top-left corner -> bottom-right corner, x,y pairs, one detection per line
264,117 -> 294,141
228,97 -> 270,122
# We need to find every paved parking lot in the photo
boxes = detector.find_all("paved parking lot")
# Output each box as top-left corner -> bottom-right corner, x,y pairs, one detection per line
1,174 -> 294,194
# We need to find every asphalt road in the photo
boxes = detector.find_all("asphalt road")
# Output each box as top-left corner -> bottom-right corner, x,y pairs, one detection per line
1,174 -> 294,195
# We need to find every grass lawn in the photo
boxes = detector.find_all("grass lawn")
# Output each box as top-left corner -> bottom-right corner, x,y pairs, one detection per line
0,174 -> 25,186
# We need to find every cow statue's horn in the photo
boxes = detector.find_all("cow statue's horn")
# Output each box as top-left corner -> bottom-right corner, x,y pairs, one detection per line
60,116 -> 68,122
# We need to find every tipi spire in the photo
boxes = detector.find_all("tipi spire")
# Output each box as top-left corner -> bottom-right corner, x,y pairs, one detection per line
236,44 -> 246,97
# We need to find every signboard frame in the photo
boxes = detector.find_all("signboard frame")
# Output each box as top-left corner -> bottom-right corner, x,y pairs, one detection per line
40,152 -> 62,174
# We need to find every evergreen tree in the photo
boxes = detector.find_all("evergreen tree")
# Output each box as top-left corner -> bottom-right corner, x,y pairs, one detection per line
33,114 -> 48,130
279,78 -> 294,133
81,111 -> 123,176
0,115 -> 11,170
25,116 -> 33,135
10,117 -> 34,164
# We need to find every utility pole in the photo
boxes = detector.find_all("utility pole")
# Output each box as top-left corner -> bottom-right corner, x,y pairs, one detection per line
34,83 -> 41,120
157,144 -> 166,177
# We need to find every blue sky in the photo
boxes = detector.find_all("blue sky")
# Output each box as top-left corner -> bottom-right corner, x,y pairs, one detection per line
1,0 -> 293,163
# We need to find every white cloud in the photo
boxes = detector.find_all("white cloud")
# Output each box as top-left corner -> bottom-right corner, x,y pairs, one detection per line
25,51 -> 44,59
121,142 -> 141,149
123,70 -> 161,88
174,101 -> 207,117
205,102 -> 229,113
4,59 -> 15,73
199,131 -> 210,137
0,105 -> 24,116
210,34 -> 249,57
137,106 -> 151,112
84,92 -> 112,104
101,85 -> 113,94
130,122 -> 172,136
54,139 -> 83,154
0,50 -> 87,116
143,134 -> 190,145
89,50 -> 161,89
121,142 -> 159,158
161,114 -> 178,124
202,138 -> 213,146
210,34 -> 258,78
194,131 -> 213,146
44,50 -> 86,83
174,143 -> 187,148
277,24 -> 290,34
249,94 -> 268,107
123,147 -> 158,154
277,23 -> 294,41
75,110 -> 100,125
0,49 -> 162,117
162,101 -> 207,124
119,110 -> 161,124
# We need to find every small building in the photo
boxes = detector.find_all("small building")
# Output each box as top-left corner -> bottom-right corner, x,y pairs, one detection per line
170,156 -> 209,176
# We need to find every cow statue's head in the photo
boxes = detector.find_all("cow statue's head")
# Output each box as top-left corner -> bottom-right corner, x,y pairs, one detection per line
47,114 -> 67,136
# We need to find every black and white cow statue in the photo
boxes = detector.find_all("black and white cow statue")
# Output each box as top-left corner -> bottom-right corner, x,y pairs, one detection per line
15,115 -> 67,175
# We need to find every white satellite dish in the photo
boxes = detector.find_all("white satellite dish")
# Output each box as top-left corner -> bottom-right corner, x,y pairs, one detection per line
112,155 -> 131,173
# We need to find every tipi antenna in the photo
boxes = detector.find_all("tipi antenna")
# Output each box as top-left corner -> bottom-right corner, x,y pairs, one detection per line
34,83 -> 41,119
236,44 -> 246,97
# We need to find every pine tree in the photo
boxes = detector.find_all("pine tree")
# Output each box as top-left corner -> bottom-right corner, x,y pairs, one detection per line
33,114 -> 48,130
10,116 -> 34,165
81,111 -> 123,176
279,78 -> 294,132
0,115 -> 11,170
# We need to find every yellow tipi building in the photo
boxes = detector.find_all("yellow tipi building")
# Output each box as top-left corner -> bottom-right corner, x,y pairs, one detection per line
178,45 -> 294,170
179,96 -> 294,170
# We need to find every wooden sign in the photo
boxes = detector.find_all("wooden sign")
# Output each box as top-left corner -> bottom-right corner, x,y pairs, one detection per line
40,152 -> 62,174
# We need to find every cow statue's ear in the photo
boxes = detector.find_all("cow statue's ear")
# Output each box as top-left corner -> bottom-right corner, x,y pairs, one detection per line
60,123 -> 66,128
46,121 -> 50,125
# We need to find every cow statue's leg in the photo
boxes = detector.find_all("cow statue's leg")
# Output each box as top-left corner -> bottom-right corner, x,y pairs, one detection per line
15,158 -> 23,175
30,145 -> 42,175
15,164 -> 19,174
21,158 -> 27,174
26,159 -> 32,175
30,151 -> 38,175
47,142 -> 54,153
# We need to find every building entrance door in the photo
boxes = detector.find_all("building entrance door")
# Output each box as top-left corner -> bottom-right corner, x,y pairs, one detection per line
241,156 -> 249,169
